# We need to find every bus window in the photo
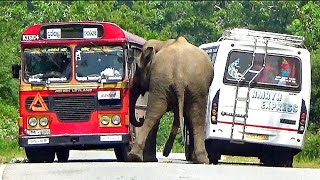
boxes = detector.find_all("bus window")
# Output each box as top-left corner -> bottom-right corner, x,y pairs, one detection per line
225,51 -> 301,89
202,46 -> 219,65
23,47 -> 71,83
75,46 -> 124,82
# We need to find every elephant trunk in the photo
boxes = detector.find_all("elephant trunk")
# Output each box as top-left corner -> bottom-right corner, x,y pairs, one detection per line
129,89 -> 144,127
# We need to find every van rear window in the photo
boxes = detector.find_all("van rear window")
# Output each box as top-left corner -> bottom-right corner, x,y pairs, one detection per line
224,51 -> 301,90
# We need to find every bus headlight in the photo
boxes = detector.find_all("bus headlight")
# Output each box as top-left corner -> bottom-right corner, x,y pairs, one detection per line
28,117 -> 38,127
39,117 -> 49,127
111,115 -> 121,125
100,116 -> 110,125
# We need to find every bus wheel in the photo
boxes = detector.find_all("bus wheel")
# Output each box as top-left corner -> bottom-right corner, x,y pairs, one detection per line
25,147 -> 55,163
208,152 -> 220,165
261,149 -> 293,167
274,153 -> 293,167
184,125 -> 194,161
205,140 -> 221,165
56,148 -> 70,162
114,144 -> 129,162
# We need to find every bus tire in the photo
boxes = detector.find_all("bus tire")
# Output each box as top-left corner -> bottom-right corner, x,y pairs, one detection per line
25,147 -> 55,163
114,144 -> 129,162
207,150 -> 220,165
274,153 -> 293,167
260,148 -> 293,167
205,140 -> 221,165
56,148 -> 70,162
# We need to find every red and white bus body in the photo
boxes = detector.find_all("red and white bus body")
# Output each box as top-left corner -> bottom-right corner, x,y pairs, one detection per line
14,22 -> 145,162
200,29 -> 311,167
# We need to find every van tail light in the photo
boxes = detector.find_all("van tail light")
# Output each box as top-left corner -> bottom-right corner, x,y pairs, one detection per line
211,90 -> 220,124
298,99 -> 307,134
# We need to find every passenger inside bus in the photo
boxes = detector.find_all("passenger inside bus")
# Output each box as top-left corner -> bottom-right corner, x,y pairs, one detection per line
226,51 -> 299,87
254,57 -> 298,86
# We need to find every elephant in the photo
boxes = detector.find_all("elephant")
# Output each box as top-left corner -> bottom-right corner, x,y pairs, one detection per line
128,36 -> 213,164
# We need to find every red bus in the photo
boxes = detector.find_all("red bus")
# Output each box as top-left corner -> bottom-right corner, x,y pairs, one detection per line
11,21 -> 146,163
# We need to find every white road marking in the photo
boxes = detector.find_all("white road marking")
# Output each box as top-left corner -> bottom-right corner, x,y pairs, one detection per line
0,164 -> 6,180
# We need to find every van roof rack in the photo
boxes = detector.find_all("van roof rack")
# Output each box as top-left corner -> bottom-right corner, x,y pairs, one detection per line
219,28 -> 305,48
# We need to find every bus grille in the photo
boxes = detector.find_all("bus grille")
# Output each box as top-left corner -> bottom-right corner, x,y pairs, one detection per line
51,96 -> 96,121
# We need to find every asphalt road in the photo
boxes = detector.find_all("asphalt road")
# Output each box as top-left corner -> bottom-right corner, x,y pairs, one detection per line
1,151 -> 320,180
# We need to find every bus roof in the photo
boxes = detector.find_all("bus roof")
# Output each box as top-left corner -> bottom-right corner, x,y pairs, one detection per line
21,21 -> 146,45
218,28 -> 305,48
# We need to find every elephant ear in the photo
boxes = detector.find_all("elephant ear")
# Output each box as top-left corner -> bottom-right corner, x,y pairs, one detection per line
141,46 -> 155,68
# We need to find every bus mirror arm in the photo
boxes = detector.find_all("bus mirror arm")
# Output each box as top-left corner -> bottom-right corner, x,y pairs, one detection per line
12,64 -> 21,79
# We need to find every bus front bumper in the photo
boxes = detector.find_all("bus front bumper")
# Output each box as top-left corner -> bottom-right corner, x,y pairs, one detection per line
19,134 -> 131,148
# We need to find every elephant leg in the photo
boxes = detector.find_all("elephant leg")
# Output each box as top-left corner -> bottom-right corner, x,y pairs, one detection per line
143,121 -> 160,162
188,101 -> 209,164
163,110 -> 179,157
128,93 -> 168,162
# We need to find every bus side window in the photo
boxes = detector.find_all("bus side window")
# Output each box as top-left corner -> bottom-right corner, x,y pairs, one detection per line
128,46 -> 141,80
204,46 -> 219,65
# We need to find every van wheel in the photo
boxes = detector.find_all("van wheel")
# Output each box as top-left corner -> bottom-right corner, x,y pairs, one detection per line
56,148 -> 70,162
25,147 -> 55,163
114,144 -> 130,162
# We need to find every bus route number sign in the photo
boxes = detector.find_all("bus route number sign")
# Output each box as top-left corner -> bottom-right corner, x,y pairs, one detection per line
47,28 -> 61,39
83,28 -> 98,39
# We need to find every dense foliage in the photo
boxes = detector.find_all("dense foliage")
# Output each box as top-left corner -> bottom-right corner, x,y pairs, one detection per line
0,1 -> 319,161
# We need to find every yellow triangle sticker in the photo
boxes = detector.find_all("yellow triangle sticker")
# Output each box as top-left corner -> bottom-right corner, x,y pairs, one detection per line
29,93 -> 48,111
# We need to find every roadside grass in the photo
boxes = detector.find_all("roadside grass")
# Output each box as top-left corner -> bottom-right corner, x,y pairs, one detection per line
223,156 -> 260,164
293,159 -> 320,168
0,140 -> 24,163
157,112 -> 184,153
222,156 -> 320,168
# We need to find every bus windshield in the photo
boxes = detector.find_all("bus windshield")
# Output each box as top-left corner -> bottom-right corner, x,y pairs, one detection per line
23,47 -> 71,83
225,51 -> 301,89
75,46 -> 124,82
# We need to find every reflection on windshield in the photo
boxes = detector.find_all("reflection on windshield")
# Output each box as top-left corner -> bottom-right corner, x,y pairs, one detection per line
75,46 -> 124,82
24,47 -> 71,83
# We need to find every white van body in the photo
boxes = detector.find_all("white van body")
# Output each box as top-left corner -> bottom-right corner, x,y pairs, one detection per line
200,28 -> 311,167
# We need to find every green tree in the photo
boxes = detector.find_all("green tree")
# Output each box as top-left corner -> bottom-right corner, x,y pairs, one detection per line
287,1 -> 320,132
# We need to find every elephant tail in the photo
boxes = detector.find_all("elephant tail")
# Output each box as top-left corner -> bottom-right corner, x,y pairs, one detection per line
178,89 -> 185,145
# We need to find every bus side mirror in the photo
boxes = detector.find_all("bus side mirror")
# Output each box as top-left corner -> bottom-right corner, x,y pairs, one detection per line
12,64 -> 21,79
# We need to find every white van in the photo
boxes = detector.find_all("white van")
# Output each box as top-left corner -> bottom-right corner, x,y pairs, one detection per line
199,28 -> 311,167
